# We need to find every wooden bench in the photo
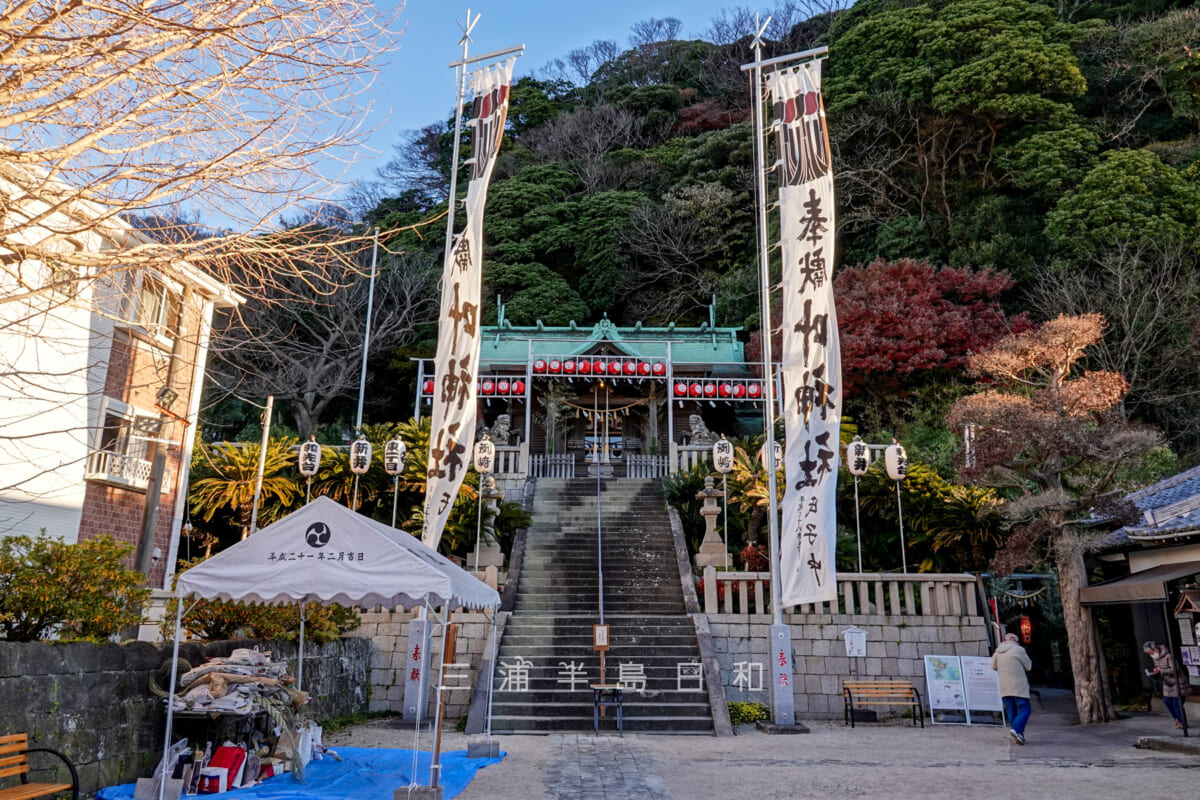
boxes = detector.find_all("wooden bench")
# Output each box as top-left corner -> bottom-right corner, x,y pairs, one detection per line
842,681 -> 924,728
0,734 -> 78,800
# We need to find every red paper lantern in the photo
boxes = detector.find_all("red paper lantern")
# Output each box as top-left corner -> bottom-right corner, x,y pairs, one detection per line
1020,616 -> 1033,644
689,383 -> 703,397
548,359 -> 561,373
674,383 -> 688,397
533,359 -> 547,373
578,360 -> 592,375
718,384 -> 733,397
608,360 -> 622,375
593,359 -> 606,375
732,383 -> 746,398
422,379 -> 435,394
702,383 -> 716,397
652,361 -> 666,376
481,380 -> 495,395
497,380 -> 510,394
563,360 -> 576,374
511,380 -> 526,395
623,361 -> 637,375
638,362 -> 652,376
748,382 -> 762,398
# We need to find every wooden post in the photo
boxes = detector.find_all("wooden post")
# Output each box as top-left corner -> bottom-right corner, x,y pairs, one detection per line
430,621 -> 457,789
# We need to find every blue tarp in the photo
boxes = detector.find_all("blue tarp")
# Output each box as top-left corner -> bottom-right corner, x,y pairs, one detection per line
97,747 -> 503,800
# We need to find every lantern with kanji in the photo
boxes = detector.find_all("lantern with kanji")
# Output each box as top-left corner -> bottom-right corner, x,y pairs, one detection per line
473,435 -> 495,474
846,436 -> 870,477
563,359 -> 576,375
299,438 -> 322,477
884,441 -> 908,481
533,359 -> 547,373
674,383 -> 688,397
384,437 -> 407,475
1020,615 -> 1033,644
712,436 -> 735,474
349,435 -> 372,475
512,380 -> 526,395
759,440 -> 783,467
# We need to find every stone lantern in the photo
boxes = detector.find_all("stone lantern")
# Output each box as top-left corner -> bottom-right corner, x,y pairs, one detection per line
694,475 -> 727,569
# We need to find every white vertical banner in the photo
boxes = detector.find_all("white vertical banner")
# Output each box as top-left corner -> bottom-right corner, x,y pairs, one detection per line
767,60 -> 841,605
422,57 -> 515,550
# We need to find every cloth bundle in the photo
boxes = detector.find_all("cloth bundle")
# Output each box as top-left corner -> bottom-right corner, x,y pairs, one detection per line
170,649 -> 309,713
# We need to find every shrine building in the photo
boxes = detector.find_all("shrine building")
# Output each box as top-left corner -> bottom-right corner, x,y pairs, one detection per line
414,303 -> 775,481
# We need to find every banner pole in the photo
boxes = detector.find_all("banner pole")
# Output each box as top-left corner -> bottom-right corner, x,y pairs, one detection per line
441,9 -> 478,262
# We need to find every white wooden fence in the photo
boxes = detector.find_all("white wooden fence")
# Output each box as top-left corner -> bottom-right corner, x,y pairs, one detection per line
700,567 -> 980,619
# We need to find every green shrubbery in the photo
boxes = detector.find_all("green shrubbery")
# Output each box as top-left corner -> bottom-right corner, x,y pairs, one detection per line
0,534 -> 150,642
727,701 -> 769,726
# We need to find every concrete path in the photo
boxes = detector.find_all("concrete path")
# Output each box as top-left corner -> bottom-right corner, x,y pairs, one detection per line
326,690 -> 1200,799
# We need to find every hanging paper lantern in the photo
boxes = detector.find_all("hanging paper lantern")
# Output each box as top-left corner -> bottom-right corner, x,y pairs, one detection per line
884,441 -> 908,481
298,438 -> 322,477
496,380 -> 511,395
533,359 -> 547,373
349,436 -> 372,475
608,360 -> 623,375
846,436 -> 870,476
638,362 -> 652,376
578,359 -> 592,375
703,383 -> 717,397
712,436 -> 735,474
674,383 -> 688,397
473,436 -> 495,474
689,383 -> 703,397
718,384 -> 733,397
422,379 -> 435,394
732,383 -> 746,398
384,437 -> 407,476
512,380 -> 526,395
593,359 -> 606,375
623,361 -> 637,375
652,361 -> 666,376
481,380 -> 495,395
747,382 -> 762,398
548,359 -> 561,373
563,360 -> 576,374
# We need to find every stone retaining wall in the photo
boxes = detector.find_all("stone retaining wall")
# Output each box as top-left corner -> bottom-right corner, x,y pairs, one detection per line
351,609 -> 504,723
708,613 -> 991,718
0,637 -> 370,798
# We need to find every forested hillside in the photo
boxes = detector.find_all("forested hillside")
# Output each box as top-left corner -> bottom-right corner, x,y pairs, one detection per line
352,0 -> 1199,461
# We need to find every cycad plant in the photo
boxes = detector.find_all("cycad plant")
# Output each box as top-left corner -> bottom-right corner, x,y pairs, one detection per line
190,438 -> 301,540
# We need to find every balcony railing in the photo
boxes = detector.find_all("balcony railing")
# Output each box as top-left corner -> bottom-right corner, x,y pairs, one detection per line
85,449 -> 152,491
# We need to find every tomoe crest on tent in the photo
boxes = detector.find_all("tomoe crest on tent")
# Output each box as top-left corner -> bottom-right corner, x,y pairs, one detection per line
305,521 -> 332,548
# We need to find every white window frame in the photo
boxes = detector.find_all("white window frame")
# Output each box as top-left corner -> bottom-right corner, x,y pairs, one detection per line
121,270 -> 181,343
85,397 -> 160,490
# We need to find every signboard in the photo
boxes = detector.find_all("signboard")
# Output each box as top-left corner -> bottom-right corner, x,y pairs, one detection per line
960,656 -> 1005,726
923,655 -> 967,724
842,627 -> 867,658
593,624 -> 610,652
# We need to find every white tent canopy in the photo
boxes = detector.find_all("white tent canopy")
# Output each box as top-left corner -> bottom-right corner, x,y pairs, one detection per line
175,495 -> 500,611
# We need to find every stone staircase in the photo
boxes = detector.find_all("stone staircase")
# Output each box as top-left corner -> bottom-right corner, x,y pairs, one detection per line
489,478 -> 713,733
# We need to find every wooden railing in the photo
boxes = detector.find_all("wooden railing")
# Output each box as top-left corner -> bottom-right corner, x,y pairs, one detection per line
493,445 -> 525,476
671,444 -> 711,474
530,454 -> 575,478
700,567 -> 980,619
627,454 -> 669,478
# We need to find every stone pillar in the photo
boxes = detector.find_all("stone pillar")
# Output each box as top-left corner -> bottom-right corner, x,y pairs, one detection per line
694,475 -> 728,569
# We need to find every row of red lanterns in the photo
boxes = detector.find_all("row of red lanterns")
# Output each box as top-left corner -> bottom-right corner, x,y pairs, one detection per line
420,379 -> 529,396
674,381 -> 763,399
532,358 -> 667,377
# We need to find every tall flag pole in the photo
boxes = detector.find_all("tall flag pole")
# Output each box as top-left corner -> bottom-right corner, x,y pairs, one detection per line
766,50 -> 839,608
421,15 -> 522,552
744,24 -> 833,727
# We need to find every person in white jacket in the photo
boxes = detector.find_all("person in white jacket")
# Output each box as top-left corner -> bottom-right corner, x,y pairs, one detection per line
992,632 -> 1033,744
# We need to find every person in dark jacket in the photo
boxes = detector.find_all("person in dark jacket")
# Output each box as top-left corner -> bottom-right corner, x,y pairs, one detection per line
1144,641 -> 1186,729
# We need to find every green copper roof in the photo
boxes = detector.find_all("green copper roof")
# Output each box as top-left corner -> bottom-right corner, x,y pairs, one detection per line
479,316 -> 748,371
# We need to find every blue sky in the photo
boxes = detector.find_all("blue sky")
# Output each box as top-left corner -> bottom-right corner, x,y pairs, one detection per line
337,1 -> 753,194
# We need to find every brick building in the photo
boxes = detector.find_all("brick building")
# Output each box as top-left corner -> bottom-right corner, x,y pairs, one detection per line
0,167 -> 241,587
